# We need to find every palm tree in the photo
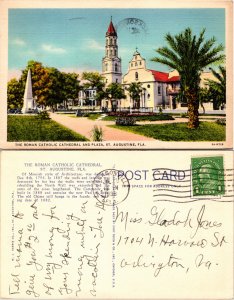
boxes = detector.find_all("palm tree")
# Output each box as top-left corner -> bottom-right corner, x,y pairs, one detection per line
206,66 -> 226,110
151,28 -> 225,128
127,82 -> 143,109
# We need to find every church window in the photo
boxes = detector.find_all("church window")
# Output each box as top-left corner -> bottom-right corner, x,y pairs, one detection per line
135,72 -> 138,81
148,94 -> 150,99
110,49 -> 113,55
131,63 -> 133,67
105,63 -> 108,71
135,62 -> 138,66
116,78 -> 118,83
158,86 -> 161,95
140,61 -> 142,65
115,63 -> 118,72
147,84 -> 150,88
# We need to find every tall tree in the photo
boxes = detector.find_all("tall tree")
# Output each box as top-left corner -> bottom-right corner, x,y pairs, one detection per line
7,78 -> 24,109
45,67 -> 64,110
127,82 -> 143,109
198,87 -> 210,114
82,72 -> 105,106
151,28 -> 225,128
19,60 -> 50,107
206,65 -> 226,110
61,72 -> 80,107
105,83 -> 126,111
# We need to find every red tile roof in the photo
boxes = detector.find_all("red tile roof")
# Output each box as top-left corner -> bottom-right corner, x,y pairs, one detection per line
149,70 -> 180,82
149,70 -> 169,82
106,20 -> 117,36
167,75 -> 180,82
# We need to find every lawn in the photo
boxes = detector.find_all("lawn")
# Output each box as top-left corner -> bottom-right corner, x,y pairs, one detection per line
7,115 -> 88,141
110,122 -> 225,141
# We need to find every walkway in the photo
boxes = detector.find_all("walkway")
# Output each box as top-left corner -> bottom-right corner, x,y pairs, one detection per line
49,113 -> 222,141
49,113 -> 155,141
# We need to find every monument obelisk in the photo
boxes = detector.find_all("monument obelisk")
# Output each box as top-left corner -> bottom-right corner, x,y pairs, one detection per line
22,69 -> 34,113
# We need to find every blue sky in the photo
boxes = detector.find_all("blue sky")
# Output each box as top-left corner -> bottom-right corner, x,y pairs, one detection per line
8,8 -> 225,78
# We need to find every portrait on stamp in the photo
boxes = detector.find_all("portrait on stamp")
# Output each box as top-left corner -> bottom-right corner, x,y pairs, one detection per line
192,156 -> 225,196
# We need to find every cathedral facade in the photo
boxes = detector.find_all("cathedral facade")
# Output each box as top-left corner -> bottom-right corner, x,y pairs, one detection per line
83,18 -> 217,112
100,19 -> 183,110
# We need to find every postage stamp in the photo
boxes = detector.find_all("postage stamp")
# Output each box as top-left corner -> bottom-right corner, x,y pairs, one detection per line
191,156 -> 225,196
92,169 -> 130,206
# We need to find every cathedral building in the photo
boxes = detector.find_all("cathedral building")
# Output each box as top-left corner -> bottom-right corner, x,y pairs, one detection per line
122,49 -> 181,110
101,19 -> 183,110
79,18 -> 218,112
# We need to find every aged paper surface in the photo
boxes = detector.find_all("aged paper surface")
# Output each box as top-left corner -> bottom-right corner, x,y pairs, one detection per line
0,0 -> 233,299
0,150 -> 233,299
0,0 -> 233,149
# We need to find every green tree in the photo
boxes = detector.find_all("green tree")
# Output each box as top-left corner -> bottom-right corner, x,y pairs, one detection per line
106,83 -> 126,111
20,61 -> 76,110
45,67 -> 64,110
82,72 -> 105,106
206,66 -> 226,110
7,78 -> 24,109
151,28 -> 225,128
61,72 -> 80,107
127,82 -> 143,109
198,87 -> 210,114
20,60 -> 50,108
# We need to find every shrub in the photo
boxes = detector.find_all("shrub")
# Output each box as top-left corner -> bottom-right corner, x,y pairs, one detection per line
158,107 -> 163,114
216,118 -> 226,125
36,110 -> 51,120
180,112 -> 188,118
91,125 -> 103,141
116,116 -> 136,126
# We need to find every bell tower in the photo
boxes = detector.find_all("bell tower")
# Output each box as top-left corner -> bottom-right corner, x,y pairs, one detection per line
102,17 -> 122,85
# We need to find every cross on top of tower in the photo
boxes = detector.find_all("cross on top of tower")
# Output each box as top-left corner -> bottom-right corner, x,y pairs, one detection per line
134,47 -> 140,55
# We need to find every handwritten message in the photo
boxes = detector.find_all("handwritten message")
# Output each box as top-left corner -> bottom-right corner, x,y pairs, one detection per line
4,159 -> 233,298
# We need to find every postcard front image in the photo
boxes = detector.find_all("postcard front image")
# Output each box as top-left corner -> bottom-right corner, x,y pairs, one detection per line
0,0 -> 232,149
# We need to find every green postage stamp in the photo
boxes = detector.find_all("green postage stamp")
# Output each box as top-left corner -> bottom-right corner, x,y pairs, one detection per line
192,156 -> 225,196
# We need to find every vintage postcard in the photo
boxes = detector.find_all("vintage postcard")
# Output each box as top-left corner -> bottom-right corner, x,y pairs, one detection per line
0,150 -> 233,299
0,0 -> 233,149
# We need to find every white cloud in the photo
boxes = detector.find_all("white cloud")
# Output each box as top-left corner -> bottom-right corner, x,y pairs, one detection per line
85,39 -> 104,51
41,44 -> 66,54
11,38 -> 26,46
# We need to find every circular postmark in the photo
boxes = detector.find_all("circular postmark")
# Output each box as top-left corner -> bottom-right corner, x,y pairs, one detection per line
92,169 -> 130,206
116,18 -> 148,35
